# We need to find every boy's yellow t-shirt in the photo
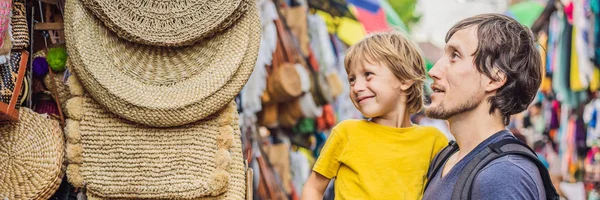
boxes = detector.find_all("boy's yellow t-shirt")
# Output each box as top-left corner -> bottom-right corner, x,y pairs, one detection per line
313,119 -> 448,200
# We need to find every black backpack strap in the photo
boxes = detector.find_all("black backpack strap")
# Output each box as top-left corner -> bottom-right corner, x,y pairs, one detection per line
451,145 -> 497,200
489,139 -> 560,200
451,138 -> 560,200
424,140 -> 458,191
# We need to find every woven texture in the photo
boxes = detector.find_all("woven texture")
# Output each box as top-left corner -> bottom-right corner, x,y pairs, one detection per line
64,0 -> 260,127
80,0 -> 247,47
0,51 -> 26,107
10,0 -> 28,50
67,95 -> 246,199
0,108 -> 65,200
0,0 -> 10,54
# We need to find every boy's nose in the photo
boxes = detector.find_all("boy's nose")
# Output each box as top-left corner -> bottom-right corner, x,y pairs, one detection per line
352,78 -> 367,93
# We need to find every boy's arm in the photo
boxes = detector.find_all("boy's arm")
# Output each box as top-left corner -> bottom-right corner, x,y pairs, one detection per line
301,171 -> 331,200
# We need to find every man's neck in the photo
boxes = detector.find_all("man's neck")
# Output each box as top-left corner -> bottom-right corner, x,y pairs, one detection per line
448,106 -> 506,160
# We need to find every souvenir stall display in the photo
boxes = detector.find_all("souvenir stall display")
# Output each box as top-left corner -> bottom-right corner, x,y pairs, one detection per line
0,0 -> 369,198
239,0 -> 357,198
513,0 -> 600,198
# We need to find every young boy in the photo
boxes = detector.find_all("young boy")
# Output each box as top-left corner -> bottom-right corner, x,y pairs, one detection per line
301,32 -> 449,199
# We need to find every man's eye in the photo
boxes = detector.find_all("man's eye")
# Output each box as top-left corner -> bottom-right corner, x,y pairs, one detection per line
452,52 -> 460,59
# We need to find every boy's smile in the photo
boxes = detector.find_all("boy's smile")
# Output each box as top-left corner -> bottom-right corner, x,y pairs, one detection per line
356,95 -> 375,104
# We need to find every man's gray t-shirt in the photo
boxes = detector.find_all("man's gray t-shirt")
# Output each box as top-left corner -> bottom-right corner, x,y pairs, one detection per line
422,130 -> 546,200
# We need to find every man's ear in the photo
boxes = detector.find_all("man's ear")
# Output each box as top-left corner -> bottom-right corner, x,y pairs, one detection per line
400,80 -> 414,91
485,68 -> 506,92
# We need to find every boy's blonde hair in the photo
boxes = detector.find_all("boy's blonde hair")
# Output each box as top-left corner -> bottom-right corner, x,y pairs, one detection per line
344,32 -> 426,113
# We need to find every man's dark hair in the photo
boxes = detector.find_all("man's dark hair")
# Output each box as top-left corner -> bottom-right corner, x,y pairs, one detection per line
446,14 -> 542,125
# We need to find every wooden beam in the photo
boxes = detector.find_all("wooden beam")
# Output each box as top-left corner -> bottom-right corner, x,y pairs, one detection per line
34,22 -> 63,30
0,102 -> 19,122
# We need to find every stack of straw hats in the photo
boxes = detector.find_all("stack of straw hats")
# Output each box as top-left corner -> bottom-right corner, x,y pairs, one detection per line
62,0 -> 260,198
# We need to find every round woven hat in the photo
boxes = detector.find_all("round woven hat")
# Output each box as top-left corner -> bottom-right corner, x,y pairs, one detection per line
0,108 -> 64,200
66,95 -> 247,200
80,0 -> 248,47
65,0 -> 260,127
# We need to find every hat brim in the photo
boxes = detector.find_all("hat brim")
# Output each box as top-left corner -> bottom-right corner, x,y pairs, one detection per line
72,97 -> 246,199
0,108 -> 64,200
80,0 -> 247,46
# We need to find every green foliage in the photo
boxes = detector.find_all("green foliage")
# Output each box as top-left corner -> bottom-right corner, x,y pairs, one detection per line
386,0 -> 421,30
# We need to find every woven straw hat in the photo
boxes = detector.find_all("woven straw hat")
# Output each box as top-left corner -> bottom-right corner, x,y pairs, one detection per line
65,95 -> 246,199
0,108 -> 64,200
65,0 -> 260,127
80,0 -> 247,47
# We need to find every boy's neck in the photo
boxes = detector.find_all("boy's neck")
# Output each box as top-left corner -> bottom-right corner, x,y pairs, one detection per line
448,104 -> 505,160
371,112 -> 413,128
371,103 -> 413,128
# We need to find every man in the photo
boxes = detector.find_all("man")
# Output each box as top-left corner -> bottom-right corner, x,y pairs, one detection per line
422,14 -> 554,199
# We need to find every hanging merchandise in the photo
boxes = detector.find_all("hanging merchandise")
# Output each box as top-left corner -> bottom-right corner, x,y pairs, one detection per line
584,144 -> 600,183
290,148 -> 311,198
296,63 -> 324,119
65,2 -> 256,126
584,99 -> 600,146
46,47 -> 68,72
62,0 -> 260,199
0,0 -> 11,64
0,50 -> 29,121
265,19 -> 303,104
258,17 -> 305,128
307,49 -> 334,106
572,0 -> 594,91
308,14 -> 336,73
592,0 -> 600,66
241,0 -> 279,115
35,48 -> 72,112
317,104 -> 337,131
0,108 -> 64,200
283,4 -> 310,56
279,98 -> 304,128
307,13 -> 345,100
264,140 -> 293,194
10,0 -> 28,50
314,9 -> 366,46
352,0 -> 391,33
293,118 -> 317,135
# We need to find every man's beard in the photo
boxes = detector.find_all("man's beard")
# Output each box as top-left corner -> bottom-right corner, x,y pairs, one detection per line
425,98 -> 481,120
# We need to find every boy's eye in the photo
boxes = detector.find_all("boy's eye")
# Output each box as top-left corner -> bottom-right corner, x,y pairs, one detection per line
365,72 -> 373,76
348,77 -> 355,83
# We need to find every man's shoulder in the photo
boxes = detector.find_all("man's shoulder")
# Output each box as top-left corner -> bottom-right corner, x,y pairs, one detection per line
478,154 -> 541,181
472,154 -> 545,199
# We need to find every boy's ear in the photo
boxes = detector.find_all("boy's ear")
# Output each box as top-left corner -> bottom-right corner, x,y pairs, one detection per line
400,80 -> 414,91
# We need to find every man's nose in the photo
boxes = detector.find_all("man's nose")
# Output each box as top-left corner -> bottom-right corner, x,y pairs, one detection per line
428,59 -> 444,80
